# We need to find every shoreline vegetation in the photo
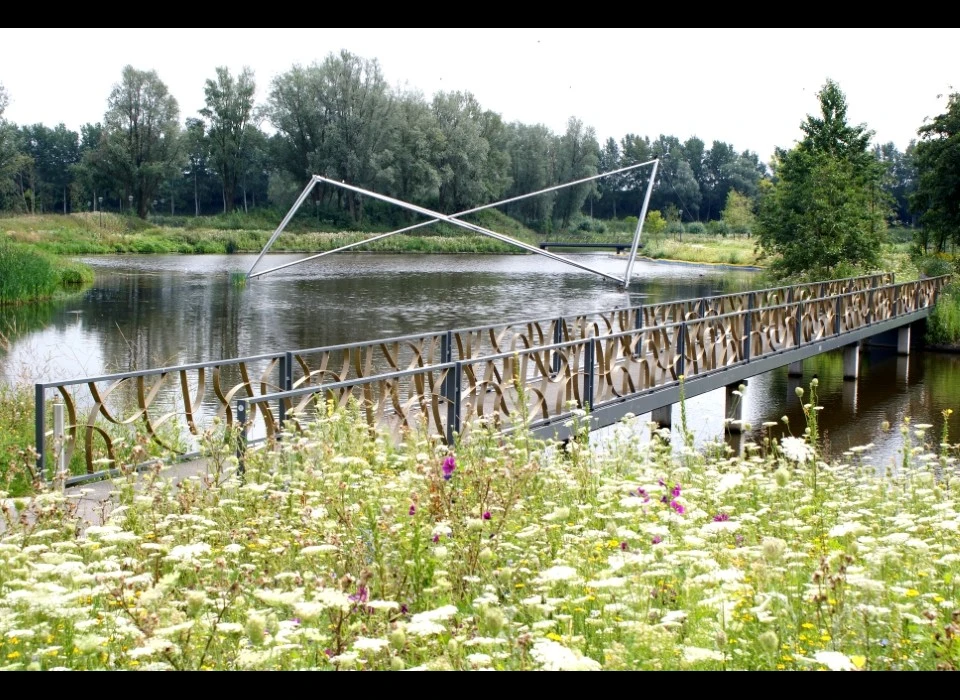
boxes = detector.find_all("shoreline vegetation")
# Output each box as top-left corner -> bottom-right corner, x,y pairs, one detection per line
1,386 -> 960,670
0,239 -> 93,306
2,210 -> 924,274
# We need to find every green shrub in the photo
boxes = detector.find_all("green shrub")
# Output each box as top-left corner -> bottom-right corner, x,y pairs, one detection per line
927,284 -> 960,345
686,222 -> 706,234
707,220 -> 729,236
666,221 -> 684,235
917,255 -> 953,278
0,241 -> 60,305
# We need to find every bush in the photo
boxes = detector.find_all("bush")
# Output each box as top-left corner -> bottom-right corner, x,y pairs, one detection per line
917,255 -> 953,278
686,222 -> 706,234
707,220 -> 729,236
927,283 -> 960,345
666,221 -> 684,235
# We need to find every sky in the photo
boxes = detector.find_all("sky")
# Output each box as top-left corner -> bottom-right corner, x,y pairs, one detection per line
0,28 -> 957,163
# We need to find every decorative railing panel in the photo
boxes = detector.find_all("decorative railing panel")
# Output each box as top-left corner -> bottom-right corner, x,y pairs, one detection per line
37,273 -> 948,479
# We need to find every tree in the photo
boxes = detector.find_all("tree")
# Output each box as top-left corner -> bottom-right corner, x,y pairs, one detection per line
99,66 -> 181,218
721,190 -> 756,235
200,66 -> 256,213
387,89 -> 442,207
18,123 -> 80,213
431,91 -> 490,213
553,117 -> 598,229
757,79 -> 887,277
911,93 -> 960,252
0,83 -> 28,211
503,122 -> 557,230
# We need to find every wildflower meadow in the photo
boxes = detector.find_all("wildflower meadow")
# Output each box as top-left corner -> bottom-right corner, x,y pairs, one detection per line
1,382 -> 959,671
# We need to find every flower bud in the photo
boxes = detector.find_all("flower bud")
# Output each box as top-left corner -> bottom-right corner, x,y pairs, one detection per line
389,627 -> 406,650
246,614 -> 266,645
759,631 -> 778,654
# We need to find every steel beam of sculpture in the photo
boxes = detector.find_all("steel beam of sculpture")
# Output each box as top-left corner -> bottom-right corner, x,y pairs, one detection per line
247,160 -> 660,287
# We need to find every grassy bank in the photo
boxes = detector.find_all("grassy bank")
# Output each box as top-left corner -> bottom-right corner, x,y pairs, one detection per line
639,233 -> 759,267
1,211 -> 542,256
1,385 -> 959,670
0,240 -> 94,306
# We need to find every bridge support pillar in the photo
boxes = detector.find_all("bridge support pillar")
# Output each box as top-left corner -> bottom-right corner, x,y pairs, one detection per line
843,342 -> 860,380
725,381 -> 747,433
898,324 -> 911,355
788,360 -> 804,377
651,405 -> 672,432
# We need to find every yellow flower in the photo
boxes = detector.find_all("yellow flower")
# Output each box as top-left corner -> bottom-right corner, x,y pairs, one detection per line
934,595 -> 945,603
801,622 -> 815,629
546,632 -> 563,642
6,651 -> 21,660
851,655 -> 866,669
820,635 -> 831,642
905,589 -> 920,597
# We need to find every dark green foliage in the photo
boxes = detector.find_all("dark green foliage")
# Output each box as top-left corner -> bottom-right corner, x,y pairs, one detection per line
686,222 -> 706,234
911,93 -> 960,253
758,79 -> 887,278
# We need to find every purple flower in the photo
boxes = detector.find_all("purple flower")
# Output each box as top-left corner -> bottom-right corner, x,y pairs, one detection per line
637,488 -> 650,503
735,534 -> 744,547
671,483 -> 681,498
670,500 -> 685,515
658,479 -> 666,487
620,541 -> 628,551
442,455 -> 456,480
349,585 -> 369,603
651,535 -> 663,545
660,495 -> 669,504
408,504 -> 416,516
400,604 -> 409,615
482,511 -> 492,520
713,513 -> 729,522
432,534 -> 440,543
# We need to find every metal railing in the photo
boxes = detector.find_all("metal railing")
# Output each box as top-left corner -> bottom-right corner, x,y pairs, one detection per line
234,275 -> 949,467
33,271 -> 904,481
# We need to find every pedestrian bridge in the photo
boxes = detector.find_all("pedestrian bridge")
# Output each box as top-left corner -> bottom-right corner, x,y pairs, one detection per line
34,272 -> 950,483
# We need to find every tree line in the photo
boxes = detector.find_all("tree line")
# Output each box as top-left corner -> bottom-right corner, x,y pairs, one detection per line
0,51 -> 935,242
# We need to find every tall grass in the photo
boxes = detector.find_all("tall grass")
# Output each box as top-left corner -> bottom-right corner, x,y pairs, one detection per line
927,282 -> 960,345
0,240 -> 60,305
0,240 -> 93,305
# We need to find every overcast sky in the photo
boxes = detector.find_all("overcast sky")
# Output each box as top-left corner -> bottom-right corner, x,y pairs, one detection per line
1,28 -> 956,162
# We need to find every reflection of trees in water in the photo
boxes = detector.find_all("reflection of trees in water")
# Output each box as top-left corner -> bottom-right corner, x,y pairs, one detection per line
765,349 -> 960,459
0,300 -> 61,380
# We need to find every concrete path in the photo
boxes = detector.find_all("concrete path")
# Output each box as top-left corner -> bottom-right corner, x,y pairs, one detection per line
1,456 -> 215,534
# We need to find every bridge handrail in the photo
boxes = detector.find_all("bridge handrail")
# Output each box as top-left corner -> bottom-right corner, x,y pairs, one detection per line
233,275 -> 949,464
33,271 -> 921,479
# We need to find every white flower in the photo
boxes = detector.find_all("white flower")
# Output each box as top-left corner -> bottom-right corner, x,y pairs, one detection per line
531,639 -> 601,671
781,437 -> 813,463
535,565 -> 578,583
814,651 -> 857,671
683,646 -> 725,663
166,543 -> 211,562
410,604 -> 458,623
352,637 -> 389,652
466,653 -> 492,667
299,545 -> 337,556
